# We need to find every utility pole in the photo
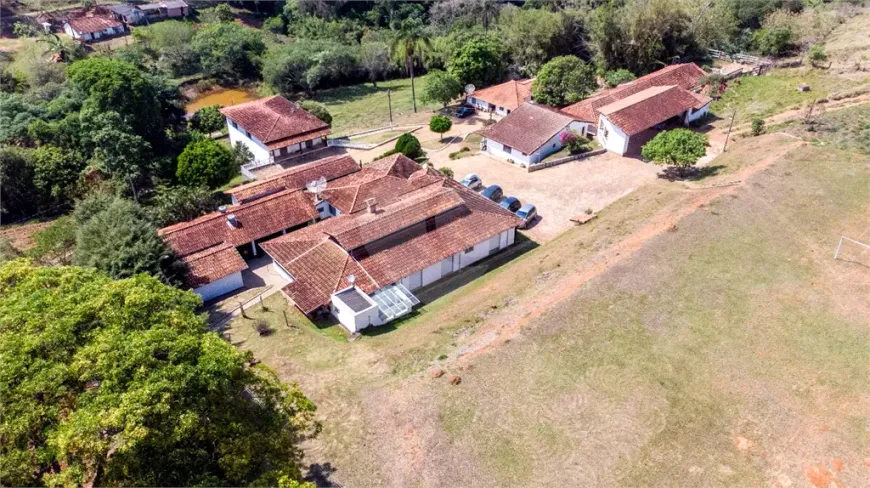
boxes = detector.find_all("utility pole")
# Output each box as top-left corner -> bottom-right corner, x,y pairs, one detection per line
723,110 -> 736,153
387,89 -> 393,128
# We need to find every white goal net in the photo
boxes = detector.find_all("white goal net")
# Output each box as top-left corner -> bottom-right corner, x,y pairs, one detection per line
834,236 -> 870,268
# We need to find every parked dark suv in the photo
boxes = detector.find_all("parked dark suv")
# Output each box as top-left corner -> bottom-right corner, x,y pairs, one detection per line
481,185 -> 503,202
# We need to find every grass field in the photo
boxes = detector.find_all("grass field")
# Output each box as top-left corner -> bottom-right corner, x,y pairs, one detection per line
711,68 -> 866,123
780,102 -> 870,155
225,130 -> 870,486
313,75 -> 441,137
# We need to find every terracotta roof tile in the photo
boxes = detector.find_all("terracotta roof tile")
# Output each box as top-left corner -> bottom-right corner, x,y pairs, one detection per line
562,63 -> 707,122
598,85 -> 701,135
181,243 -> 248,288
470,79 -> 534,111
67,15 -> 123,34
478,103 -> 578,154
225,154 -> 360,203
220,96 -> 330,145
159,189 -> 316,258
261,171 -> 521,314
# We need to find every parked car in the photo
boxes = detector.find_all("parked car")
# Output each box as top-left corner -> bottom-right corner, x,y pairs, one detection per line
460,173 -> 483,190
456,106 -> 475,118
516,204 -> 537,229
481,185 -> 503,202
499,196 -> 521,212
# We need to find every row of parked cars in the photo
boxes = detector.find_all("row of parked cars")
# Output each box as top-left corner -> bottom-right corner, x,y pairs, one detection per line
460,173 -> 537,229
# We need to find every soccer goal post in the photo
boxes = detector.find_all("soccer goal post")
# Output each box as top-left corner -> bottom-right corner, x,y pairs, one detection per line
833,236 -> 870,266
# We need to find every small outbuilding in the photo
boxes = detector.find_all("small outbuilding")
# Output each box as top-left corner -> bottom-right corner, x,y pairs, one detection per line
477,103 -> 588,167
63,15 -> 125,41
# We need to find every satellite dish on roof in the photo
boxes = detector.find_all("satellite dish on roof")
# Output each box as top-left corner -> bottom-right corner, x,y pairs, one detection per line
464,84 -> 475,95
306,176 -> 328,202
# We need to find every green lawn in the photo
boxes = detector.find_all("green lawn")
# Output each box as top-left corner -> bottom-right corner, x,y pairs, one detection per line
221,132 -> 870,486
779,102 -> 870,155
313,75 -> 440,137
711,69 -> 866,123
351,129 -> 408,145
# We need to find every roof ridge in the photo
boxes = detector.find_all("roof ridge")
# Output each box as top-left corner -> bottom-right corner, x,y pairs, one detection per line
263,113 -> 282,143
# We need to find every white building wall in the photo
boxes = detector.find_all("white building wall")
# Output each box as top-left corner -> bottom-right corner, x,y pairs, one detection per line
330,289 -> 381,333
465,96 -> 511,115
685,103 -> 710,124
597,115 -> 630,155
421,261 -> 442,288
227,118 -> 271,166
459,237 -> 492,268
193,271 -> 244,302
484,138 -> 531,166
273,261 -> 294,282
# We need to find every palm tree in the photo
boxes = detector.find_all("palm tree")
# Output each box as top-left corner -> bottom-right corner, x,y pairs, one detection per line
475,0 -> 500,37
390,17 -> 431,113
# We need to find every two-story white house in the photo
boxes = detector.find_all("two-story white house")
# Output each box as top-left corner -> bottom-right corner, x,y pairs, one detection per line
220,96 -> 331,167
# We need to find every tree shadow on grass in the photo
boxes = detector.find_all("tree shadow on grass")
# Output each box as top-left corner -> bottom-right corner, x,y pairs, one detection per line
657,165 -> 726,182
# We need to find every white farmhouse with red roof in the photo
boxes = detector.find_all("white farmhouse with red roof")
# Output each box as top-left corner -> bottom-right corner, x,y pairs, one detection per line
466,79 -> 534,116
477,103 -> 589,167
220,96 -> 331,167
63,14 -> 125,41
562,63 -> 711,155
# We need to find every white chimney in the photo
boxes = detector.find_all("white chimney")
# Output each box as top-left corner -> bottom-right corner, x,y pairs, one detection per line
226,214 -> 238,228
218,205 -> 228,213
365,198 -> 378,214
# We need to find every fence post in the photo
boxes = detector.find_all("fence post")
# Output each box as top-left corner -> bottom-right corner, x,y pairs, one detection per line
240,301 -> 248,319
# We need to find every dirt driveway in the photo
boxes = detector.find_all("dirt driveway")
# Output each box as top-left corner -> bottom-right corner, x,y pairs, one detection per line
437,152 -> 661,242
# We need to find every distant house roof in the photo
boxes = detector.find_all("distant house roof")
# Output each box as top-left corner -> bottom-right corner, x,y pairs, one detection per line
183,243 -> 248,287
470,79 -> 535,111
138,0 -> 188,11
225,154 -> 359,204
562,63 -> 707,123
477,103 -> 579,154
261,155 -> 521,313
107,4 -> 139,16
66,15 -> 123,34
220,96 -> 331,150
597,85 -> 705,135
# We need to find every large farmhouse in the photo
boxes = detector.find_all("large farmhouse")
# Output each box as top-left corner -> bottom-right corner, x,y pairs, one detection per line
261,154 -> 521,332
477,103 -> 587,167
220,96 -> 331,167
158,155 -> 358,301
465,79 -> 534,116
562,63 -> 710,155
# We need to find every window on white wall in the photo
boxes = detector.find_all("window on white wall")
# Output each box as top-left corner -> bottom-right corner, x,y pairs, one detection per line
465,247 -> 474,254
504,145 -> 512,154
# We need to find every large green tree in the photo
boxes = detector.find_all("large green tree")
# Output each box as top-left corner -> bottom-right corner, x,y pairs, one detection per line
72,197 -> 183,283
192,23 -> 266,81
447,38 -> 505,88
176,139 -> 237,188
532,55 -> 596,107
66,58 -> 170,145
641,128 -> 708,176
420,69 -> 462,107
496,6 -> 564,75
0,146 -> 40,221
0,260 -> 317,487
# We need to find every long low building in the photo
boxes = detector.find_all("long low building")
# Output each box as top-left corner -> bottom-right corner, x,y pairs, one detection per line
562,63 -> 711,155
158,155 -> 360,301
260,154 -> 522,332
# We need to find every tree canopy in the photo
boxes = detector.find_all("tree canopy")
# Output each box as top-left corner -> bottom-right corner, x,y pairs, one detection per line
0,260 -> 317,487
429,114 -> 453,141
420,70 -> 462,107
176,139 -> 237,188
532,55 -> 596,106
192,23 -> 266,81
641,128 -> 708,169
299,100 -> 333,126
447,38 -> 506,88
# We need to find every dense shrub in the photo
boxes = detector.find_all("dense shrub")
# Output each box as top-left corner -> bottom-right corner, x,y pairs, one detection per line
394,133 -> 423,159
176,139 -> 236,188
299,100 -> 332,126
604,69 -> 636,88
751,117 -> 765,136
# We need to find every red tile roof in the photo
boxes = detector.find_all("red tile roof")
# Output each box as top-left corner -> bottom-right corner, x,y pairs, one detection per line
67,15 -> 123,34
319,154 -> 444,214
597,85 -> 702,135
159,189 -> 316,258
181,243 -> 248,287
477,103 -> 579,154
562,63 -> 707,123
470,79 -> 534,111
220,96 -> 330,148
261,158 -> 521,314
225,154 -> 360,204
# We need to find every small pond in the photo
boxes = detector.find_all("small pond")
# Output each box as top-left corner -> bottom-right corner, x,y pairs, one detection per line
185,87 -> 258,114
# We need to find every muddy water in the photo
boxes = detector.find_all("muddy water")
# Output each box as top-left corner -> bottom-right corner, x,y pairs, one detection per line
185,87 -> 258,113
